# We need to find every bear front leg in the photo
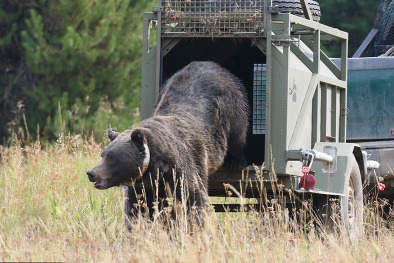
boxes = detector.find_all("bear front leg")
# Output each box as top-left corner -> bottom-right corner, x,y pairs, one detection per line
124,185 -> 155,230
124,186 -> 138,230
187,178 -> 210,227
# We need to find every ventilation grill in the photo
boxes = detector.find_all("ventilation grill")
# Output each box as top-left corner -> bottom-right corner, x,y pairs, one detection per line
253,64 -> 267,134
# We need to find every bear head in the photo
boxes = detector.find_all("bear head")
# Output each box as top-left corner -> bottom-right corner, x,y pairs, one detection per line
86,128 -> 150,190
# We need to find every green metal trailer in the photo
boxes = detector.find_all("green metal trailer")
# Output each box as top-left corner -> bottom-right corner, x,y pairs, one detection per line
135,0 -> 382,238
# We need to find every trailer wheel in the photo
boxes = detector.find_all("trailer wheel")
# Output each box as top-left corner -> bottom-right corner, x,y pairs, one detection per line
316,155 -> 363,240
341,154 -> 364,240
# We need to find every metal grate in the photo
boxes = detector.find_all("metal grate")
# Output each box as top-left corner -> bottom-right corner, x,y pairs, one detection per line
162,0 -> 265,37
253,64 -> 266,134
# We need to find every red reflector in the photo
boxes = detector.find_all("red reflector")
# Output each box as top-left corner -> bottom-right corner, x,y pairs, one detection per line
300,174 -> 316,190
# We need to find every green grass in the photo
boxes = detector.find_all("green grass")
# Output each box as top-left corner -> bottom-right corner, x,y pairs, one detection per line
0,134 -> 393,262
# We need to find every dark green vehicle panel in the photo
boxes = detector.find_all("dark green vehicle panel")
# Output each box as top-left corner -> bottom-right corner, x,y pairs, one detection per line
346,57 -> 394,140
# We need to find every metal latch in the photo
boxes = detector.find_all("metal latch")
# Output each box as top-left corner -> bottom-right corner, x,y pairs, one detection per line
362,151 -> 384,191
299,149 -> 334,190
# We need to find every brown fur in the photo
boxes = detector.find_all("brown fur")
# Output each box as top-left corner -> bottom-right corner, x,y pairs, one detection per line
87,61 -> 249,221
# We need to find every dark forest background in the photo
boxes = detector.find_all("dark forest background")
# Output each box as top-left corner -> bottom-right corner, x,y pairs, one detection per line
0,0 -> 380,144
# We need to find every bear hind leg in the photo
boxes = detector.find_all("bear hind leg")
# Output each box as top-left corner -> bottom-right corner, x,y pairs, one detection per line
223,128 -> 248,170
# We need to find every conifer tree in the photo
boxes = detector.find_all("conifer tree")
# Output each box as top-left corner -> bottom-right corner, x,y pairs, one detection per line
1,0 -> 155,142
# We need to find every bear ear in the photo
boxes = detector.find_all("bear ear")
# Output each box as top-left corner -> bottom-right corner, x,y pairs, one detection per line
107,128 -> 119,141
131,129 -> 146,148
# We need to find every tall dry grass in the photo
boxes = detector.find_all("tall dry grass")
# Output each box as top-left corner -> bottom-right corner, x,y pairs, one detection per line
0,135 -> 393,262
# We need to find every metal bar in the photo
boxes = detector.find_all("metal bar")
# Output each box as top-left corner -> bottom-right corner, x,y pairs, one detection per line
162,34 -> 265,38
264,0 -> 271,38
321,51 -> 341,79
275,14 -> 348,40
290,42 -> 314,72
264,0 -> 272,170
301,36 -> 341,79
271,35 -> 293,41
254,39 -> 267,54
312,30 -> 320,73
352,29 -> 378,58
291,29 -> 314,35
143,12 -> 157,22
280,13 -> 291,165
312,80 -> 321,144
300,0 -> 313,21
303,149 -> 334,163
331,85 -> 338,142
311,28 -> 321,147
340,39 -> 348,81
339,38 -> 348,142
142,13 -> 152,55
318,75 -> 346,88
346,57 -> 394,70
367,161 -> 380,169
292,27 -> 336,39
156,0 -> 163,99
339,88 -> 347,142
320,83 -> 327,142
162,38 -> 181,57
141,12 -> 158,120
295,188 -> 344,196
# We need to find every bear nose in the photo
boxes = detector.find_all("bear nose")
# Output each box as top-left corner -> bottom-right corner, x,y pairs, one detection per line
87,170 -> 96,182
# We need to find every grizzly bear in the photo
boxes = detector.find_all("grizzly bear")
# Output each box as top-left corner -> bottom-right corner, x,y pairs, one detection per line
87,61 -> 249,223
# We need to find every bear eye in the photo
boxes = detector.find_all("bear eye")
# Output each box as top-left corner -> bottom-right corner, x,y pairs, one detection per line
107,154 -> 113,160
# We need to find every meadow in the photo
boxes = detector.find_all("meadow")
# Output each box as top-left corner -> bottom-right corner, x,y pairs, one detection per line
0,134 -> 393,262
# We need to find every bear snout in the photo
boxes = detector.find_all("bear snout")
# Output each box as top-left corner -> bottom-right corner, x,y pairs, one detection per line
87,169 -> 96,182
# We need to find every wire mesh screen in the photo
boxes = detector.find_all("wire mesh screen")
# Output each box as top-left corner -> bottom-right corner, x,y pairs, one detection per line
162,0 -> 265,37
253,64 -> 266,134
378,1 -> 393,45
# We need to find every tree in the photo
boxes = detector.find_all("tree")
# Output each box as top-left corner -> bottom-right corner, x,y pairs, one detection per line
0,0 -> 155,143
319,0 -> 380,57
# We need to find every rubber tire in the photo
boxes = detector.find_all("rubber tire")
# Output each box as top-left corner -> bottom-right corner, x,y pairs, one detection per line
205,0 -> 322,21
273,0 -> 321,22
340,154 -> 364,240
316,155 -> 363,240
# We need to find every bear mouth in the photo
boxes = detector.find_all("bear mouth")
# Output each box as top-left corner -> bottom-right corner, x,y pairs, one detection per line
93,179 -> 110,190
